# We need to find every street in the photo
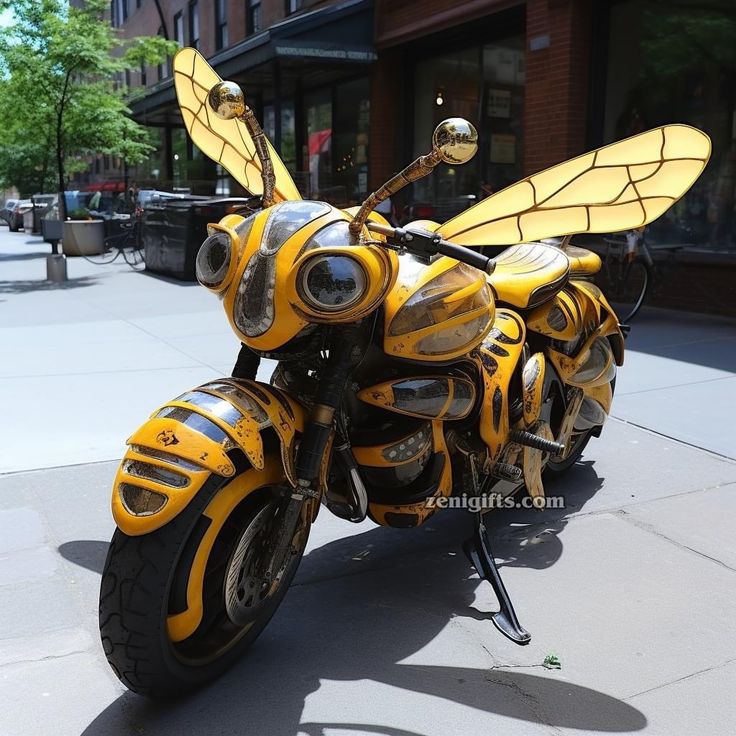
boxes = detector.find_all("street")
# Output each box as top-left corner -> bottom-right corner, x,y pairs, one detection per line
2,228 -> 736,736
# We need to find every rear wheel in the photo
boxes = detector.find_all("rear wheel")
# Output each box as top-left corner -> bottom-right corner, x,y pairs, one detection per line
609,258 -> 650,323
99,460 -> 309,697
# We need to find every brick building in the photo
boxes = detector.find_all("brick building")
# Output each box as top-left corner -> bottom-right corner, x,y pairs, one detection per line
100,0 -> 733,253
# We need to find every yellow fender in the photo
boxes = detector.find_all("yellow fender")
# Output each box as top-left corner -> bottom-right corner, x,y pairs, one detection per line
112,379 -> 305,536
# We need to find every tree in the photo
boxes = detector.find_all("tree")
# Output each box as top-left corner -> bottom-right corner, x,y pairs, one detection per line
0,0 -> 177,216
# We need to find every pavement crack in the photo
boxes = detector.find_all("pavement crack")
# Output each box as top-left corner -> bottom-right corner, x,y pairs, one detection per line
624,656 -> 736,700
615,509 -> 736,573
0,649 -> 91,669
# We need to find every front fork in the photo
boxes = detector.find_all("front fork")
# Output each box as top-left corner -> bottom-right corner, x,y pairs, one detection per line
264,324 -> 370,575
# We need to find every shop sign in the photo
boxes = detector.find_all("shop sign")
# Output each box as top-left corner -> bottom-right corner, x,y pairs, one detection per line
488,89 -> 511,118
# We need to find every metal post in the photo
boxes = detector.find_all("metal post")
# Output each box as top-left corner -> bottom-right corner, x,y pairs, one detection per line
46,253 -> 68,282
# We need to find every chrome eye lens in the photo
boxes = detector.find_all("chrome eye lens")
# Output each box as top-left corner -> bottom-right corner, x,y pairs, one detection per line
299,255 -> 367,312
196,232 -> 231,288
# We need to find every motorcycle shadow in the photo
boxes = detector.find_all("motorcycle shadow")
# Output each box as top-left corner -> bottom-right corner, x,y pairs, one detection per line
78,459 -> 643,736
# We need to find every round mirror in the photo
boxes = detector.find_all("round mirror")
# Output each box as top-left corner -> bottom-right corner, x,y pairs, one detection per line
432,118 -> 478,164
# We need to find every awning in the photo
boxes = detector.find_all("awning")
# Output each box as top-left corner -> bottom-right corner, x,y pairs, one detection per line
131,0 -> 374,123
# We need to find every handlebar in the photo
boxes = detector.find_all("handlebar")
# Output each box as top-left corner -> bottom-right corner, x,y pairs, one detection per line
365,221 -> 497,275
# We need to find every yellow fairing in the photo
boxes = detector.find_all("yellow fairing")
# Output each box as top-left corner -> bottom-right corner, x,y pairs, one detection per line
521,352 -> 546,427
565,245 -> 602,276
477,309 -> 526,461
368,420 -> 452,527
167,461 -> 285,642
219,204 -> 397,352
112,379 -> 305,536
358,375 -> 476,421
384,255 -> 495,362
526,286 -> 589,342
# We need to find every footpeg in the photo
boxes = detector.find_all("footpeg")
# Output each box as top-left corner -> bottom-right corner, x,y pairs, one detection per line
491,462 -> 523,482
463,518 -> 531,645
510,430 -> 565,455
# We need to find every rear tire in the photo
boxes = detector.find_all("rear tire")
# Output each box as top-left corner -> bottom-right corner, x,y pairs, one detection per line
99,462 -> 308,697
610,258 -> 650,323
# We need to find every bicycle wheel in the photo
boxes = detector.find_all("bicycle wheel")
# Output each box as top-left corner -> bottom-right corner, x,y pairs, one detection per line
608,258 -> 651,323
81,235 -> 120,265
123,242 -> 145,271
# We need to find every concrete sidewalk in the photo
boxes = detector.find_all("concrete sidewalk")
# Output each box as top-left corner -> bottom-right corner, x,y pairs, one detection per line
2,229 -> 736,736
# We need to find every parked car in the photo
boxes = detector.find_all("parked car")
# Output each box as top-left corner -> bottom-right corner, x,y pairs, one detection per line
0,198 -> 19,225
8,200 -> 32,231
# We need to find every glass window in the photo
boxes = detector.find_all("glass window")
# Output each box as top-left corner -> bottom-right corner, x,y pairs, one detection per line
174,11 -> 184,46
247,0 -> 261,35
412,37 -> 524,219
156,27 -> 170,80
333,77 -> 370,203
215,0 -> 228,50
281,101 -> 296,172
305,89 -> 333,201
189,1 -> 200,50
604,1 -> 731,249
286,0 -> 302,15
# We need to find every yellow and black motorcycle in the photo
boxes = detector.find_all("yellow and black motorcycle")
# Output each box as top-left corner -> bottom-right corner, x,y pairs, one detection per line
99,48 -> 710,696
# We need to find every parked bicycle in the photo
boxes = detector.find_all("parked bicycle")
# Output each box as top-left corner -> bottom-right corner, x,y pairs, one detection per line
82,212 -> 145,271
597,227 -> 653,323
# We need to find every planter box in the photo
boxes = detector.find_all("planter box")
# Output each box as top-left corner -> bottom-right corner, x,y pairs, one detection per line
62,220 -> 104,256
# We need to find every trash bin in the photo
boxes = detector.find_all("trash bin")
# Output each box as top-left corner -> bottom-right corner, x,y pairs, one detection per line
23,209 -> 34,231
41,217 -> 63,249
143,197 -> 258,281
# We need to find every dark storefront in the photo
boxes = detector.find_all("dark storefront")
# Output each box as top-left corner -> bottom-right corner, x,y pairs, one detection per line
596,0 -> 736,253
129,0 -> 374,206
407,9 -> 526,220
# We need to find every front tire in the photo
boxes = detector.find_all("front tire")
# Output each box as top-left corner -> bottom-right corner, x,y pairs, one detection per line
99,461 -> 309,697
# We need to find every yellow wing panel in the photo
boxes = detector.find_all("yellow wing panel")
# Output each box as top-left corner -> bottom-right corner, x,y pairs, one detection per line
438,125 -> 711,246
173,47 -> 301,202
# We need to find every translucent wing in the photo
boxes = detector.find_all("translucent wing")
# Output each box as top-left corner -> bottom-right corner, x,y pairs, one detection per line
437,125 -> 711,246
173,47 -> 301,202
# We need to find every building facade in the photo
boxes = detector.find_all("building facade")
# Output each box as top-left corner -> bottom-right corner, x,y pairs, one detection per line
98,0 -> 735,259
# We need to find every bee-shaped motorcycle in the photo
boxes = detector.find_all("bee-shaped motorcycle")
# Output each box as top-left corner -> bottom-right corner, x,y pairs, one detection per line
99,47 -> 710,696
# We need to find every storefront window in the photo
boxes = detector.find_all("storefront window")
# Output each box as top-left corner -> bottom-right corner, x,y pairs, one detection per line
412,36 -> 525,219
305,88 -> 332,200
605,0 -> 735,250
302,79 -> 369,205
333,77 -> 370,204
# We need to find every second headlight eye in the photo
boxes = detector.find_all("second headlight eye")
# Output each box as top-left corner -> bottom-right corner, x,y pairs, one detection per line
196,232 -> 231,289
299,255 -> 367,312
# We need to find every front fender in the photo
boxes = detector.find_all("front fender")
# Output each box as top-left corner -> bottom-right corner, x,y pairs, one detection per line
112,379 -> 305,536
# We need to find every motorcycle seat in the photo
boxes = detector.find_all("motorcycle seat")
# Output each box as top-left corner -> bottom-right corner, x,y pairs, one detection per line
564,245 -> 602,276
488,242 -> 570,309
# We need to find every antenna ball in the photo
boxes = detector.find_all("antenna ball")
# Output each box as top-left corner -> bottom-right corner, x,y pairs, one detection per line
208,81 -> 246,120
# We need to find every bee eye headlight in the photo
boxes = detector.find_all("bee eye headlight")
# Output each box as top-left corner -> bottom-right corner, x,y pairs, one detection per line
196,231 -> 232,290
298,255 -> 367,312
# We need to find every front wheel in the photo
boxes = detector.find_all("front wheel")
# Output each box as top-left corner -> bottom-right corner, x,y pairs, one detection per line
99,460 -> 310,697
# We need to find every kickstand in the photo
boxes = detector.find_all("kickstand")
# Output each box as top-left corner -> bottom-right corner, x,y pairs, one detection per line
463,514 -> 531,645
